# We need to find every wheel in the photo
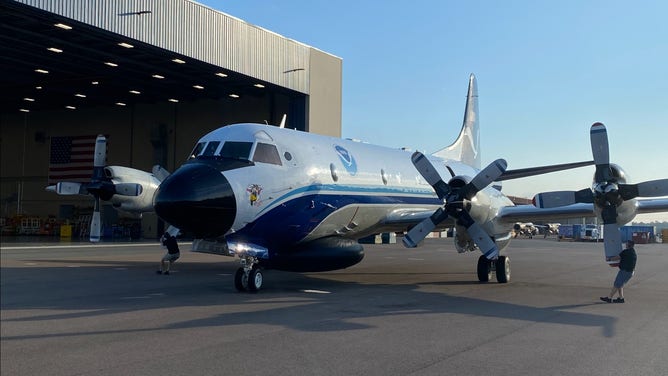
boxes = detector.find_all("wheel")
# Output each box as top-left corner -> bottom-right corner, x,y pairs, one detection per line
477,255 -> 492,282
495,255 -> 510,283
234,267 -> 247,292
247,267 -> 263,292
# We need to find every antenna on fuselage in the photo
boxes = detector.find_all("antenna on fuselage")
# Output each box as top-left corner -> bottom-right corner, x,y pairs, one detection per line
279,114 -> 287,128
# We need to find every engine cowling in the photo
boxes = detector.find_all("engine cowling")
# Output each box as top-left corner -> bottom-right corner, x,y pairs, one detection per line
104,166 -> 161,213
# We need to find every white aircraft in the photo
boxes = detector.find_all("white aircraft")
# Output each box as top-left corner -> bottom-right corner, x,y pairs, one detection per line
49,74 -> 668,292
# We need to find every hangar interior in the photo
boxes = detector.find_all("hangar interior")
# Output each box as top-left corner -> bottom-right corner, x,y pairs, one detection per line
0,0 -> 342,239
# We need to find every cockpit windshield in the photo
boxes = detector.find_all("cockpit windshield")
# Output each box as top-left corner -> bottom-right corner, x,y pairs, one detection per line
219,141 -> 253,160
188,142 -> 205,159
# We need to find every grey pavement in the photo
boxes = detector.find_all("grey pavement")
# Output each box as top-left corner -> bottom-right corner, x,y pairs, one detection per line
2,237 -> 667,376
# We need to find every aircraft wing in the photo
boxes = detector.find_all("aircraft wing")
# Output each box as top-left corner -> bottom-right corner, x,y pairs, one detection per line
498,203 -> 596,223
498,197 -> 668,224
497,161 -> 594,181
382,207 -> 439,227
636,197 -> 668,214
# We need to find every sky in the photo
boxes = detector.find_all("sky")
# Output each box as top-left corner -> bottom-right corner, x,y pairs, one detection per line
198,0 -> 667,222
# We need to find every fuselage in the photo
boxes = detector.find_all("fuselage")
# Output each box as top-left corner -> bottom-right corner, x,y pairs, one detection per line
154,123 -> 515,261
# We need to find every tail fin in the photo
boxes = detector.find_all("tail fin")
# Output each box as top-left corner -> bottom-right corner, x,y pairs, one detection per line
431,74 -> 480,169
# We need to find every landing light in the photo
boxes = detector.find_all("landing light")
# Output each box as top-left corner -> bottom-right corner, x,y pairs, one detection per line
47,47 -> 63,53
35,69 -> 49,74
104,62 -> 118,67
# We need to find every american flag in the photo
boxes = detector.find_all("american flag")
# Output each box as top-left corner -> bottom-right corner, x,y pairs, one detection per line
48,135 -> 103,184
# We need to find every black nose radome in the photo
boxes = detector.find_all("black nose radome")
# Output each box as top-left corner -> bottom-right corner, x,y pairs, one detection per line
154,163 -> 236,238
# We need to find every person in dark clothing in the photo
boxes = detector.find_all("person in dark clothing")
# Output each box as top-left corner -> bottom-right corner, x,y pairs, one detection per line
600,240 -> 637,303
156,233 -> 180,275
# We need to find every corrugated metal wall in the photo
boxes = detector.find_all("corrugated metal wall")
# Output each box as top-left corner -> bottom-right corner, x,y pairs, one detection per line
15,0 -> 321,94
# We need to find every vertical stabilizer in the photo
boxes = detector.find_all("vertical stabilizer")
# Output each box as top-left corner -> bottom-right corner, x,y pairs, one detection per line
432,74 -> 480,169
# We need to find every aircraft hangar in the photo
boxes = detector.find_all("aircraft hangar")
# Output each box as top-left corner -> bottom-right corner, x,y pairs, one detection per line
0,0 -> 342,239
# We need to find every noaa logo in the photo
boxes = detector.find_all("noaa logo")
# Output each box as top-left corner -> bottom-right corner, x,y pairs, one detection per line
334,145 -> 357,175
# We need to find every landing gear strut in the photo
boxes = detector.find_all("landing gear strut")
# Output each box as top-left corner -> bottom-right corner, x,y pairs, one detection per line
234,256 -> 263,292
477,255 -> 510,283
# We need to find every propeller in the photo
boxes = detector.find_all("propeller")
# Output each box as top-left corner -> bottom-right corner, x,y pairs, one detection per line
49,135 -> 143,242
533,123 -> 668,259
403,152 -> 507,260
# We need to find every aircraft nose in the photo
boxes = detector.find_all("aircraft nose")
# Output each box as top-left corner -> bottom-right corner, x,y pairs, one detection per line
154,163 -> 236,238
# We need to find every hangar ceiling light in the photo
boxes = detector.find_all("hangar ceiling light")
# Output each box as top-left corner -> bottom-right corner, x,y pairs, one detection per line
1,2 -> 303,114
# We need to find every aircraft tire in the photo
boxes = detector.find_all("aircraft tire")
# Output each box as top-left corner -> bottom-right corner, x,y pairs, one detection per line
234,267 -> 246,292
248,267 -> 263,292
495,255 -> 510,283
477,255 -> 491,282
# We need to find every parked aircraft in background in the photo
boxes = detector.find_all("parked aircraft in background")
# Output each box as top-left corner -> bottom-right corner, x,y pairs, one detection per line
513,222 -> 539,238
48,75 -> 668,292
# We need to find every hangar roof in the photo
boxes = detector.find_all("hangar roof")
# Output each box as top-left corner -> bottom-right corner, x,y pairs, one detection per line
0,0 -> 316,114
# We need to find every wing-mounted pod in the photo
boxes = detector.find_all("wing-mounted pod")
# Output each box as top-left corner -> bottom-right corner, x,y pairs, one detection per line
46,135 -> 157,242
533,123 -> 668,260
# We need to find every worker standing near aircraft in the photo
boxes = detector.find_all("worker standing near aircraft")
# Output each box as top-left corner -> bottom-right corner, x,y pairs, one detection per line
156,232 -> 180,275
600,240 -> 637,303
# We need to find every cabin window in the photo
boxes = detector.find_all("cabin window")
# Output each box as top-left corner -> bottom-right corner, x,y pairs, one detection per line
252,143 -> 282,166
188,142 -> 205,159
219,141 -> 253,160
202,141 -> 220,156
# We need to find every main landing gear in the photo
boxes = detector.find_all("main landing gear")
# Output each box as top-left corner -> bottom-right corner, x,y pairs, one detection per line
234,256 -> 263,292
477,255 -> 510,283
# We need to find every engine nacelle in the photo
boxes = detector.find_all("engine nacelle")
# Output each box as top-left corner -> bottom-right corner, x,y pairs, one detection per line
104,166 -> 161,213
591,164 -> 637,225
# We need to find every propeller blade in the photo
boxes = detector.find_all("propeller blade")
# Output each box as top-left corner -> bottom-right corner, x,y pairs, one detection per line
463,159 -> 507,199
619,179 -> 668,200
92,135 -> 107,181
603,223 -> 622,261
532,188 -> 593,208
402,208 -> 448,248
90,197 -> 101,242
55,182 -> 86,195
590,123 -> 612,182
411,152 -> 450,199
114,183 -> 143,196
152,165 -> 171,182
457,210 -> 498,259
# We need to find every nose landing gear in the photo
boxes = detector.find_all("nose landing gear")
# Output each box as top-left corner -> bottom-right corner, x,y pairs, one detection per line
234,256 -> 263,292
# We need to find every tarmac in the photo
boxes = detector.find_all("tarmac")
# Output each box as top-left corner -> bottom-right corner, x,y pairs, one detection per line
2,236 -> 667,376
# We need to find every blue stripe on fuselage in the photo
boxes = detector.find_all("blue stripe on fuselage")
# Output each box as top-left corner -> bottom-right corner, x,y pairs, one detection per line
233,186 -> 439,248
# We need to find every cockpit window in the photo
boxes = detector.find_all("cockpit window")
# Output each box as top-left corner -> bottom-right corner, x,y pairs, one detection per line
219,141 -> 253,160
202,141 -> 220,156
188,142 -> 205,159
252,143 -> 282,166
